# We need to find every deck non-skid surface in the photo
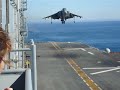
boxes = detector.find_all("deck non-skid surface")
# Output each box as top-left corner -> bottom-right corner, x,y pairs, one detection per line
36,42 -> 120,90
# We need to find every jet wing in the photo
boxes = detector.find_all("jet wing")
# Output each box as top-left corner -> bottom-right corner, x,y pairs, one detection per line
43,12 -> 60,19
65,13 -> 82,19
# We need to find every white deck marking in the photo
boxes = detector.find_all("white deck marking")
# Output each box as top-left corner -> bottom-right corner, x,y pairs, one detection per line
97,61 -> 101,64
90,68 -> 120,75
64,48 -> 86,51
83,67 -> 120,70
80,48 -> 86,51
64,48 -> 82,51
67,60 -> 102,90
87,52 -> 94,55
116,71 -> 120,72
67,42 -> 71,43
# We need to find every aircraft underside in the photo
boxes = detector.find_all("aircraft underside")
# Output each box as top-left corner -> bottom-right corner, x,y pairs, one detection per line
61,20 -> 65,24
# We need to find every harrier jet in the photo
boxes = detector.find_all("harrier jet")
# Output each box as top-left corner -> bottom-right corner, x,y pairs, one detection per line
43,8 -> 82,24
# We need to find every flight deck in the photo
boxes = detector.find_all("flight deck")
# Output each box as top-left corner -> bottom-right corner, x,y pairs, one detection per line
34,42 -> 120,90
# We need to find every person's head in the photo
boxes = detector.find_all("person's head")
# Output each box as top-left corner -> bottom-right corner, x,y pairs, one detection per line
0,27 -> 12,72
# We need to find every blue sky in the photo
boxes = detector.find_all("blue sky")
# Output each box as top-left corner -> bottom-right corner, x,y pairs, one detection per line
27,0 -> 120,22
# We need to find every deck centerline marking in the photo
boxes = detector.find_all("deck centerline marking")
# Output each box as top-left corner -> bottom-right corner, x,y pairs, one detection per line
50,42 -> 102,90
67,60 -> 102,90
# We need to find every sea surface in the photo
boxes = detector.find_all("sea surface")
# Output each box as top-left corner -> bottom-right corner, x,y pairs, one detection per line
26,21 -> 120,52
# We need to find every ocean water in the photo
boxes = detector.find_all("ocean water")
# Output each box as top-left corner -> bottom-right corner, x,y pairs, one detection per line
26,21 -> 120,52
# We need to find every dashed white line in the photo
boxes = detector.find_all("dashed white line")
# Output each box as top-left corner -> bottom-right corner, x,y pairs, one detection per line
88,52 -> 94,55
90,87 -> 93,90
80,48 -> 86,51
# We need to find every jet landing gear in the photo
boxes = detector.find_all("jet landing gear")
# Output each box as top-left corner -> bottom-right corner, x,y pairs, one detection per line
61,20 -> 65,24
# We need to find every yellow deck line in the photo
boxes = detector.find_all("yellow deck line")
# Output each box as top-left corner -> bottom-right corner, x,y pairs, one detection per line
51,42 -> 102,90
50,42 -> 58,50
67,59 -> 102,90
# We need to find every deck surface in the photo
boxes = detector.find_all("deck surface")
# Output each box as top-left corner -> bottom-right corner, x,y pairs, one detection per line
35,42 -> 120,90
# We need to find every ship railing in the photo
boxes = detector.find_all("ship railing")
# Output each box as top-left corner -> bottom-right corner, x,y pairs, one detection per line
2,39 -> 37,90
